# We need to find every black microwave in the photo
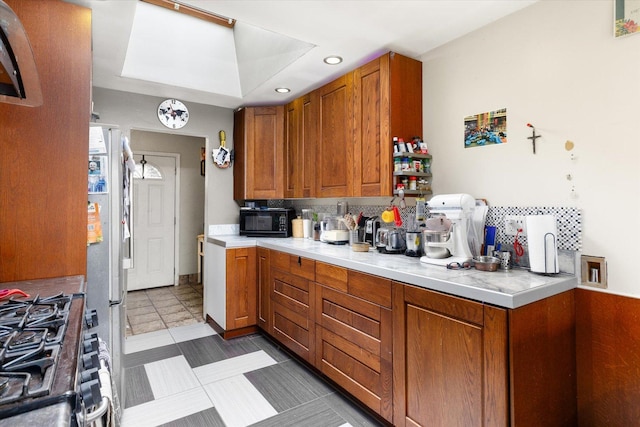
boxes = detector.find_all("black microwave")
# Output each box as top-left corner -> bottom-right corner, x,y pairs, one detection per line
239,208 -> 295,237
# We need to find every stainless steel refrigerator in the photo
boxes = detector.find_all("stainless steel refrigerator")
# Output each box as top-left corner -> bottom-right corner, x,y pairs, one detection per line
86,124 -> 133,413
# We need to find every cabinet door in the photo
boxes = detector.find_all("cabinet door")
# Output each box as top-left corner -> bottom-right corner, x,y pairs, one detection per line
352,53 -> 391,197
316,285 -> 393,422
225,247 -> 257,330
392,283 -> 508,427
257,248 -> 271,332
316,74 -> 354,197
270,268 -> 315,362
233,106 -> 284,200
284,93 -> 318,199
299,92 -> 317,198
284,99 -> 299,198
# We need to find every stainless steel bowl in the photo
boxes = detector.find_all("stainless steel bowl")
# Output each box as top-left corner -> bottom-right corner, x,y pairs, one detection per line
473,256 -> 501,272
421,229 -> 451,259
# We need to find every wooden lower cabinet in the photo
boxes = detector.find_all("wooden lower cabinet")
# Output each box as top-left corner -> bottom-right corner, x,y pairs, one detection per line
260,250 -> 576,427
225,247 -> 257,331
257,247 -> 270,332
393,283 -> 508,427
393,282 -> 576,427
269,254 -> 316,363
315,268 -> 393,423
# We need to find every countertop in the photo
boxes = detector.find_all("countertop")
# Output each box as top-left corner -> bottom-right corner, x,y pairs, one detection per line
207,235 -> 577,309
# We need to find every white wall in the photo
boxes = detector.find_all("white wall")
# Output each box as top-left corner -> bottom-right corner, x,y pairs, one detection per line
92,87 -> 239,232
421,0 -> 640,296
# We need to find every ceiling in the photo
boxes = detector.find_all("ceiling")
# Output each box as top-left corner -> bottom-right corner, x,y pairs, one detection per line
64,0 -> 537,110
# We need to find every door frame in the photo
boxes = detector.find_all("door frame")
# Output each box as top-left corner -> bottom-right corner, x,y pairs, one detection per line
134,150 -> 181,287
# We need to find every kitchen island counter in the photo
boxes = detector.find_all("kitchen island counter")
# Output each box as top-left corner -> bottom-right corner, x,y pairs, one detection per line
208,235 -> 577,309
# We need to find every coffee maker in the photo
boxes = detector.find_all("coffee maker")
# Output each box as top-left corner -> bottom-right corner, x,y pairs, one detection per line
364,216 -> 380,247
420,194 -> 476,266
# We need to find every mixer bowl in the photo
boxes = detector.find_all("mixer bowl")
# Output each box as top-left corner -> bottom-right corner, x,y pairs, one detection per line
422,229 -> 451,259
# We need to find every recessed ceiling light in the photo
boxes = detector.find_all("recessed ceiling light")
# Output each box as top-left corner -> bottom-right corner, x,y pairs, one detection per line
323,56 -> 343,65
275,87 -> 291,93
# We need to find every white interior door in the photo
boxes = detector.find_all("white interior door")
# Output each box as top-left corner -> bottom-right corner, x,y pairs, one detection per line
127,154 -> 176,291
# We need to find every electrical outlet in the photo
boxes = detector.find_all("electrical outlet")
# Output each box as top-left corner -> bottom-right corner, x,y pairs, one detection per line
504,215 -> 526,236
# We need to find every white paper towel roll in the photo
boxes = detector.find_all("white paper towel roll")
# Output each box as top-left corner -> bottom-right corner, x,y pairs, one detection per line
526,215 -> 559,274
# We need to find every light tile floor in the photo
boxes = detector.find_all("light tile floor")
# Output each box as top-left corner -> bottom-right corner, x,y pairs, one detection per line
122,323 -> 386,427
126,283 -> 204,337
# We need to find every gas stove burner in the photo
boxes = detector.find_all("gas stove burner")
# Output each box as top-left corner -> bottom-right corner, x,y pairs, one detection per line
0,373 -> 30,405
2,340 -> 56,375
8,329 -> 46,352
0,305 -> 27,329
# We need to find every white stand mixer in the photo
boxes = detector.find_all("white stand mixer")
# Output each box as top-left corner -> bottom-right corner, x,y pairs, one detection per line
420,194 -> 475,266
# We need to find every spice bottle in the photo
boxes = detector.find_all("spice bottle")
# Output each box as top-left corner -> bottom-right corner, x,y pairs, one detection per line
409,176 -> 417,191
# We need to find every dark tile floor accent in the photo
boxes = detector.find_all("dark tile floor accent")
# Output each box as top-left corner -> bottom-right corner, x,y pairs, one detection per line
124,330 -> 386,426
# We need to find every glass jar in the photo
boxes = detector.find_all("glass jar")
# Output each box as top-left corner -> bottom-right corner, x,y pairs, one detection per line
409,176 -> 417,191
422,158 -> 431,174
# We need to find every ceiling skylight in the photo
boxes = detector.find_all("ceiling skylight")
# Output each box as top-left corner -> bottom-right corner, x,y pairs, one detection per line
121,1 -> 314,98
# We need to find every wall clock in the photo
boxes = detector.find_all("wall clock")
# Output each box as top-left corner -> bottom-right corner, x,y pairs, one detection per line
157,99 -> 189,129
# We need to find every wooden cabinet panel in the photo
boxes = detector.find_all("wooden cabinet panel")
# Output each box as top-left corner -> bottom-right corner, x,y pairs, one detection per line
233,106 -> 284,200
270,268 -> 315,362
0,0 -> 91,282
225,247 -> 257,330
315,262 -> 348,292
316,74 -> 354,198
510,290 -> 576,427
393,282 -> 508,427
284,100 -> 298,198
316,284 -> 393,422
300,93 -> 317,198
348,270 -> 392,309
353,52 -> 422,197
352,54 -> 389,197
405,296 -> 483,426
284,93 -> 317,198
289,255 -> 315,281
257,247 -> 270,332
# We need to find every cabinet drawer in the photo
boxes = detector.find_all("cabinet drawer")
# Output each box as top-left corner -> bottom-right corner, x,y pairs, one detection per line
404,283 -> 484,326
316,285 -> 393,422
271,251 -> 315,281
316,262 -> 348,292
348,270 -> 392,308
271,250 -> 291,271
289,255 -> 315,281
271,268 -> 315,362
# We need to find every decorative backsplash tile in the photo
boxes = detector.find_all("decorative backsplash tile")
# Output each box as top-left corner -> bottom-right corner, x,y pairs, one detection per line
282,201 -> 581,251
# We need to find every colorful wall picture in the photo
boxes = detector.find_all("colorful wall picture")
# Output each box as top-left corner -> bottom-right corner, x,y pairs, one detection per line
464,108 -> 507,148
615,0 -> 640,37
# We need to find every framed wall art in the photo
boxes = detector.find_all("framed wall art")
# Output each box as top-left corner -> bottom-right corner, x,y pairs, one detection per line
464,108 -> 507,149
615,0 -> 640,37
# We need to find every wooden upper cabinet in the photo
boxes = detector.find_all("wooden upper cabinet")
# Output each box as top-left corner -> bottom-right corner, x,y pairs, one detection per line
284,93 -> 317,198
316,52 -> 422,198
233,52 -> 421,200
353,52 -> 422,197
233,106 -> 284,200
284,100 -> 299,198
316,74 -> 354,198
